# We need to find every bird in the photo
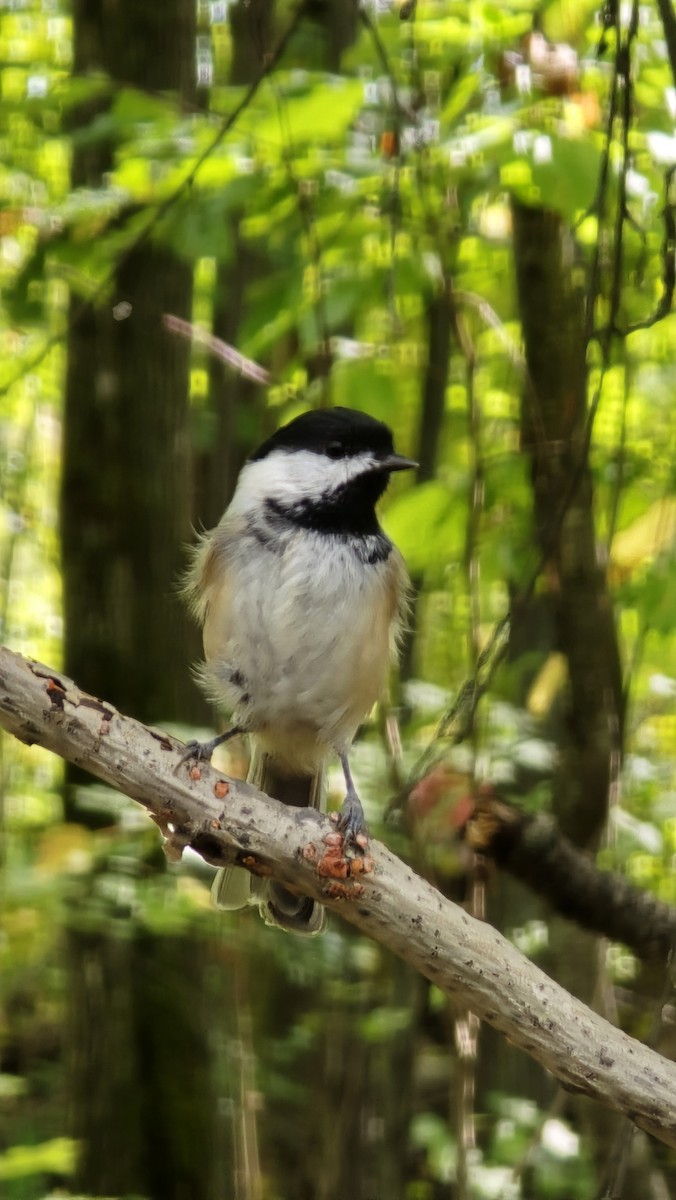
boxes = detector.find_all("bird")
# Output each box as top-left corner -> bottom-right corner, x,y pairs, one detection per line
181,406 -> 415,934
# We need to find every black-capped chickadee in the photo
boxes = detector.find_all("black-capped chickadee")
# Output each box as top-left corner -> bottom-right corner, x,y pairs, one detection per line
181,406 -> 415,934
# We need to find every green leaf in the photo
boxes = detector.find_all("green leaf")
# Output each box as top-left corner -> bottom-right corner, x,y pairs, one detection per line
442,71 -> 480,128
3,240 -> 48,323
239,76 -> 364,150
501,133 -> 601,222
358,1005 -> 411,1042
383,479 -> 467,577
163,176 -> 261,262
0,1137 -> 78,1181
112,86 -> 179,129
53,71 -> 112,112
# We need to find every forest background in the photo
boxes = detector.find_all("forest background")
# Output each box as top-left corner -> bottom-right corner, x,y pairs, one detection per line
3,0 -> 676,1196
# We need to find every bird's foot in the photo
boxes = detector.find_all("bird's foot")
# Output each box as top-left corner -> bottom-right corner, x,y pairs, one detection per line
175,728 -> 242,774
334,788 -> 369,855
335,752 -> 369,851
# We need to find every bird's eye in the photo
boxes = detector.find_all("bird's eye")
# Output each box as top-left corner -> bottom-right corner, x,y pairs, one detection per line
325,441 -> 345,459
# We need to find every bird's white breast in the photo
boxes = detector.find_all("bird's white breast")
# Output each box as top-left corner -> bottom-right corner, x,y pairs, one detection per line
200,520 -> 399,771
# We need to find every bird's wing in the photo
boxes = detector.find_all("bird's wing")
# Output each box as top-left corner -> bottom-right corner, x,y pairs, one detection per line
182,522 -> 236,662
385,545 -> 412,654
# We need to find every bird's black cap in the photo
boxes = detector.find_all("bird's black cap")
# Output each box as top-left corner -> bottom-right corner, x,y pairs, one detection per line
251,406 -> 396,463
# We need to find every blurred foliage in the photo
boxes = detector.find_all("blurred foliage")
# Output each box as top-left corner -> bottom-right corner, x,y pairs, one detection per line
2,0 -> 676,1196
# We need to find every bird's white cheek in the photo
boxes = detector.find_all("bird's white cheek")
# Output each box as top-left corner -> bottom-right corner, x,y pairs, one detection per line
226,449 -> 375,516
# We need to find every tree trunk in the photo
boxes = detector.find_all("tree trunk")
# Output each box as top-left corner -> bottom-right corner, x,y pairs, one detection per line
62,0 -> 204,739
511,201 -> 624,848
62,246 -> 198,726
67,926 -> 229,1199
62,4 -> 224,1197
510,200 -> 628,1187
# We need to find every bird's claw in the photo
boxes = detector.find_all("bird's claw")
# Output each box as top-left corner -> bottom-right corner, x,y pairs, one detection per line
175,727 -> 243,775
174,738 -> 216,774
335,791 -> 369,852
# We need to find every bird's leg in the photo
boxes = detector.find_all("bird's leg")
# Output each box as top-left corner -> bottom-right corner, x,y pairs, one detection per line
336,752 -> 368,847
176,726 -> 244,771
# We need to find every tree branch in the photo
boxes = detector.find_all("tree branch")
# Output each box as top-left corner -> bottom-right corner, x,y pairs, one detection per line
465,787 -> 676,964
2,645 -> 676,1147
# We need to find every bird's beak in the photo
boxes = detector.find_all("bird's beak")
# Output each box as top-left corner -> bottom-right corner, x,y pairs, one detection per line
376,453 -> 418,473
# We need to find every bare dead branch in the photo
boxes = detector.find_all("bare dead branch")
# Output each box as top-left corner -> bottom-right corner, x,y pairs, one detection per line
2,646 -> 676,1146
162,314 -> 272,384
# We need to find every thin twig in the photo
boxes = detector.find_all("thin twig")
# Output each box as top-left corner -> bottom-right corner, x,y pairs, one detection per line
623,166 -> 676,334
162,314 -> 271,384
359,4 -> 411,336
605,349 -> 630,551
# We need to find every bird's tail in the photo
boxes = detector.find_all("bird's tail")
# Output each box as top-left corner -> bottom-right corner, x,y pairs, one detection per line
211,748 -> 326,935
